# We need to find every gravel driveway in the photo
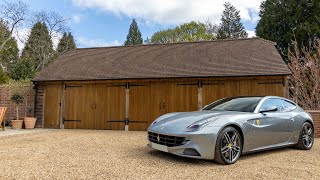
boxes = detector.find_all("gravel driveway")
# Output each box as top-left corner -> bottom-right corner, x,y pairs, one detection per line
1,130 -> 319,179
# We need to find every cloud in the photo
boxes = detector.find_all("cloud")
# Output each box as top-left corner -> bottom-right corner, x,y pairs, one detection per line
72,15 -> 81,24
246,30 -> 256,38
52,33 -> 63,49
76,37 -> 121,47
72,0 -> 263,25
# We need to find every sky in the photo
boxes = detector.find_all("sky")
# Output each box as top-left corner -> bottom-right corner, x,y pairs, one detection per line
12,0 -> 263,50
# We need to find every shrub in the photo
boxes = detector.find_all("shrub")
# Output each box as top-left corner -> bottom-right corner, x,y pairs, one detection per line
0,70 -> 9,84
8,58 -> 37,81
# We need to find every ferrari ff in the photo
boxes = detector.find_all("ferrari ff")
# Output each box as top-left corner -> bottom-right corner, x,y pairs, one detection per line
147,96 -> 314,165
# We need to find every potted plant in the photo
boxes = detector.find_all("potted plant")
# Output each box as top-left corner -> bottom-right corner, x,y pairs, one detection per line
10,93 -> 24,129
24,106 -> 36,129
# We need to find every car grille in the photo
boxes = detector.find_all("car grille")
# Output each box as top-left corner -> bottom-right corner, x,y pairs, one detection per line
148,131 -> 186,147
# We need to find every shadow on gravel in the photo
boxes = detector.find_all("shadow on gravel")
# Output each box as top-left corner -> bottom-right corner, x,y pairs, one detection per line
240,147 -> 294,160
146,149 -> 215,165
144,146 -> 296,165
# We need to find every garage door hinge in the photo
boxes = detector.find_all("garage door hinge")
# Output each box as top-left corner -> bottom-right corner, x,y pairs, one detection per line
63,118 -> 81,123
258,81 -> 283,85
65,85 -> 83,89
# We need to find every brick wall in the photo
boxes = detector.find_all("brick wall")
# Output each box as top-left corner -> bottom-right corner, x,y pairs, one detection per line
308,111 -> 320,138
0,85 -> 35,123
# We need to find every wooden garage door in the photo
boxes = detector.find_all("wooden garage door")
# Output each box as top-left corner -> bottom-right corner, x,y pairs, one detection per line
202,79 -> 284,107
95,84 -> 125,130
64,84 -> 95,129
44,84 -> 63,128
64,83 -> 125,130
239,79 -> 284,96
129,81 -> 198,131
202,80 -> 239,107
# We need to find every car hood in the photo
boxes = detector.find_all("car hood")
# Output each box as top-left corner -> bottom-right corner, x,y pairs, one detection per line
148,110 -> 248,133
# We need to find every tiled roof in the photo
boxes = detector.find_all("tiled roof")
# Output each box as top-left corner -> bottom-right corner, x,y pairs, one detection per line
33,38 -> 290,81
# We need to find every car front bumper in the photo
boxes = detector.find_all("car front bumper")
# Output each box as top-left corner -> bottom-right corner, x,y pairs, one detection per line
147,127 -> 220,160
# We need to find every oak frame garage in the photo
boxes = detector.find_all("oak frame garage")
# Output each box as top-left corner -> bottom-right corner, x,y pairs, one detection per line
33,38 -> 291,130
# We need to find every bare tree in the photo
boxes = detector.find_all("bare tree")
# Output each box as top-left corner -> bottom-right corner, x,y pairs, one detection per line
19,11 -> 70,71
16,10 -> 70,49
0,0 -> 28,71
205,20 -> 219,38
288,39 -> 320,110
32,11 -> 70,40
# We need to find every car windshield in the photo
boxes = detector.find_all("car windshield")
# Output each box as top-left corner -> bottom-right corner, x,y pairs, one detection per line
202,97 -> 262,112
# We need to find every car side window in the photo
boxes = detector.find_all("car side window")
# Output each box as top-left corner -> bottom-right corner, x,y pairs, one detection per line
281,100 -> 296,112
259,98 -> 296,113
259,98 -> 283,112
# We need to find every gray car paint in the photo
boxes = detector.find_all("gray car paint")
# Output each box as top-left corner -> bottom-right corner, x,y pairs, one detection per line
147,96 -> 314,160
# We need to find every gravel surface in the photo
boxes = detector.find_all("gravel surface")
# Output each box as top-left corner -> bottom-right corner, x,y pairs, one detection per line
0,127 -> 52,137
0,130 -> 319,179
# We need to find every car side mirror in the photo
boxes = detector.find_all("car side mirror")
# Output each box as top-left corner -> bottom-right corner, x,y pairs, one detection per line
259,106 -> 278,114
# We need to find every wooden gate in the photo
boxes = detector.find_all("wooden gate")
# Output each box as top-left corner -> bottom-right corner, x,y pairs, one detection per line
64,83 -> 125,130
129,81 -> 198,131
43,84 -> 63,128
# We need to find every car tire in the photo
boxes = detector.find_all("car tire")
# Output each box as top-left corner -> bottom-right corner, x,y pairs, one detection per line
295,122 -> 314,150
214,126 -> 242,165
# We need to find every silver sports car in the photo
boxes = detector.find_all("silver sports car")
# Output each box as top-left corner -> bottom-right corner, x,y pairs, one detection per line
147,96 -> 314,165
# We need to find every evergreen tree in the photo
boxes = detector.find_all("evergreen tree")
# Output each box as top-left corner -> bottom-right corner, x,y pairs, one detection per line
57,32 -> 67,53
0,19 -> 19,72
217,2 -> 248,39
256,0 -> 320,58
57,32 -> 76,54
67,32 -> 76,49
124,19 -> 143,45
21,22 -> 54,71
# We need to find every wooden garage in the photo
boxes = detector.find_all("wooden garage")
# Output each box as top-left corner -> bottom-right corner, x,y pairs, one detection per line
33,38 -> 291,130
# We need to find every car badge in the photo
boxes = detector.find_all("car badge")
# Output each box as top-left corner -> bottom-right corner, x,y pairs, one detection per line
157,134 -> 160,142
256,119 -> 261,126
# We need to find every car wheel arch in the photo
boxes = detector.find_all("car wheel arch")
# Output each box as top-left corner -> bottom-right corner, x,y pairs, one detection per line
304,120 -> 314,130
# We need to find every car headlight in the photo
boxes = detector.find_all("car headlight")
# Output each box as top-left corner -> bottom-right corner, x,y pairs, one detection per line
185,116 -> 219,132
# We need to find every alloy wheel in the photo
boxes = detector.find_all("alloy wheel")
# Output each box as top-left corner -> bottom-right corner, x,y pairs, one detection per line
302,123 -> 313,149
220,130 -> 241,163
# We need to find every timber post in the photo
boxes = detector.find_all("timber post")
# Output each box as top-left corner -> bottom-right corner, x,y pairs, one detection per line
198,80 -> 202,110
125,82 -> 129,131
